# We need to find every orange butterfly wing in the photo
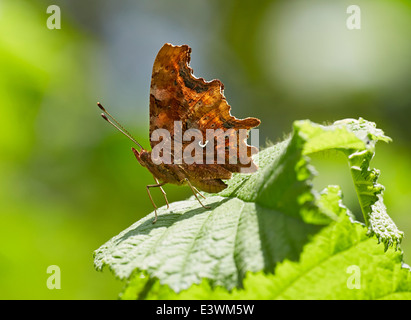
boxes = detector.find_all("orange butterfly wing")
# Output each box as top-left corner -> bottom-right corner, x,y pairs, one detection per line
148,43 -> 260,192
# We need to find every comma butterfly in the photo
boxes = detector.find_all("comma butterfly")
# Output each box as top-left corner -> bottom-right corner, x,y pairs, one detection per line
98,43 -> 260,223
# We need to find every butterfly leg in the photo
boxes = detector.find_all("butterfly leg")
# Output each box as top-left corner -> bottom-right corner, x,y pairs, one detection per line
154,177 -> 169,209
192,186 -> 206,199
146,182 -> 167,224
184,178 -> 210,210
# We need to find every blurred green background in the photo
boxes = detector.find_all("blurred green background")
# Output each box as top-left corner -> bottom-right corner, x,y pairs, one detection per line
1,0 -> 411,299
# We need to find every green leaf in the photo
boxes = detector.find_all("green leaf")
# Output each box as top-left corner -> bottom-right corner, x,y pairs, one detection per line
94,118 -> 403,297
145,214 -> 411,300
336,118 -> 403,250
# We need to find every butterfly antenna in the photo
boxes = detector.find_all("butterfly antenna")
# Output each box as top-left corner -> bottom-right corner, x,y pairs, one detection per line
97,102 -> 144,150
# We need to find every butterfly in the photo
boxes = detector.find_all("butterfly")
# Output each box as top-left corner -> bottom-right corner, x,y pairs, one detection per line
98,43 -> 260,223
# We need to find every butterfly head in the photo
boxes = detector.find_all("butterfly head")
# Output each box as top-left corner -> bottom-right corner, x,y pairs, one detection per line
131,147 -> 149,166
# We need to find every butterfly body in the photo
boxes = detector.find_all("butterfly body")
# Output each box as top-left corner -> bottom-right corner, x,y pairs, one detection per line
132,147 -> 186,186
132,147 -> 230,193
